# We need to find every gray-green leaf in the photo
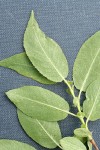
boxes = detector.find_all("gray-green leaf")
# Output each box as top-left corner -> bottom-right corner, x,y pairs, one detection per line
0,53 -> 54,84
17,110 -> 61,149
83,79 -> 100,121
74,128 -> 92,139
0,140 -> 36,150
24,10 -> 68,82
60,137 -> 86,150
73,31 -> 100,92
6,86 -> 69,121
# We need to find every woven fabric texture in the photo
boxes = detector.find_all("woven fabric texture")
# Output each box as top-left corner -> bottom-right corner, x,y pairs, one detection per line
0,0 -> 100,149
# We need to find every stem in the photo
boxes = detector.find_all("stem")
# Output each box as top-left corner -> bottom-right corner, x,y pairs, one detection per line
75,90 -> 86,126
77,100 -> 81,113
64,79 -> 85,123
90,139 -> 99,150
63,79 -> 75,98
64,79 -> 99,150
63,79 -> 86,125
77,101 -> 86,125
79,117 -> 85,125
77,95 -> 99,150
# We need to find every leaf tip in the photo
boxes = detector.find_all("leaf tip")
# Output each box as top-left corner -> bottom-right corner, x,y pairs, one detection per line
5,91 -> 9,97
5,90 -> 12,98
31,10 -> 34,17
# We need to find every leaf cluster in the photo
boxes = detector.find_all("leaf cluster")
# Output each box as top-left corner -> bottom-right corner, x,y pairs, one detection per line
0,10 -> 100,150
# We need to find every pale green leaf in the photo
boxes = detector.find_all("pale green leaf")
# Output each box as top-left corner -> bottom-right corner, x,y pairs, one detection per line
0,140 -> 36,150
0,53 -> 54,84
24,10 -> 68,82
73,31 -> 100,92
6,86 -> 69,121
60,137 -> 86,150
83,79 -> 100,121
74,135 -> 87,144
87,141 -> 92,150
74,128 -> 92,138
17,109 -> 61,149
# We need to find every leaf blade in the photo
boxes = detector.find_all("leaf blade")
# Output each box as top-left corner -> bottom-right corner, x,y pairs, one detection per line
17,110 -> 61,149
0,140 -> 36,150
24,11 -> 68,82
0,53 -> 54,84
60,137 -> 86,150
74,128 -> 92,138
73,31 -> 100,92
6,86 -> 69,121
74,135 -> 87,144
83,79 -> 100,121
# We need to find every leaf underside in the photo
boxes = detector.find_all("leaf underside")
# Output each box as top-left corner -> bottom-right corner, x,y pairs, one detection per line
6,86 -> 69,121
0,52 -> 54,84
0,140 -> 36,150
74,128 -> 91,138
17,109 -> 61,149
1,10 -> 100,150
83,79 -> 100,121
60,137 -> 86,150
24,11 -> 68,82
73,31 -> 100,92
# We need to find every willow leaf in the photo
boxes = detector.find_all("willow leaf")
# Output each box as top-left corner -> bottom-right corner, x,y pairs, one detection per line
83,79 -> 100,121
74,128 -> 92,138
24,11 -> 68,82
0,53 -> 54,84
6,86 -> 69,121
17,110 -> 61,149
0,140 -> 36,150
60,137 -> 86,150
73,31 -> 100,92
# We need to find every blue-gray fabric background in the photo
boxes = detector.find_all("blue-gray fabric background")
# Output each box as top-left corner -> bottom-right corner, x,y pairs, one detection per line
0,0 -> 100,149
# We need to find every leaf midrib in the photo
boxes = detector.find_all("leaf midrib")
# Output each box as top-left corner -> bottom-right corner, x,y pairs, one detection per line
9,93 -> 68,114
33,25 -> 65,80
36,119 -> 61,148
86,86 -> 100,122
0,62 -> 33,68
79,48 -> 100,93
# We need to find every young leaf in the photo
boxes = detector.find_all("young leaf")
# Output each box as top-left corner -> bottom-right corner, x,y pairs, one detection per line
83,79 -> 100,121
74,135 -> 87,144
60,137 -> 86,150
87,141 -> 92,150
24,10 -> 68,82
6,86 -> 69,121
0,139 -> 36,150
0,53 -> 54,84
73,31 -> 100,92
74,128 -> 92,139
17,109 -> 61,149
